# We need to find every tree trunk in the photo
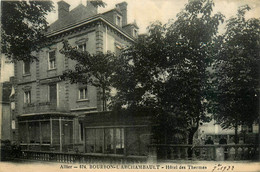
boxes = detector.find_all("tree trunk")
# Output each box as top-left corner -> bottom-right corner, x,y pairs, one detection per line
259,118 -> 260,156
102,87 -> 106,111
188,126 -> 198,145
234,123 -> 238,144
188,125 -> 199,158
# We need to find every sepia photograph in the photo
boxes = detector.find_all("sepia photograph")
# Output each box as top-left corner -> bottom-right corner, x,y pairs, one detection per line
0,0 -> 259,171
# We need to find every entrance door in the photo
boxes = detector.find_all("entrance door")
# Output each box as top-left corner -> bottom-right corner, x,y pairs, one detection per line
62,121 -> 73,152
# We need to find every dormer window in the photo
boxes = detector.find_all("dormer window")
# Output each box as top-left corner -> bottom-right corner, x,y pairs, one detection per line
77,43 -> 87,52
133,29 -> 138,38
116,15 -> 122,27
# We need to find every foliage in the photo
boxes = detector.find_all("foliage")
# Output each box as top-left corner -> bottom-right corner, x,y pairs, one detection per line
112,0 -> 224,144
163,0 -> 224,143
111,23 -> 168,111
60,40 -> 119,111
1,1 -> 54,61
211,5 -> 260,134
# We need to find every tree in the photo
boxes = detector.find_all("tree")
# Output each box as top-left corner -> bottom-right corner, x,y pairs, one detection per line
111,22 -> 169,112
212,5 -> 260,144
112,0 -> 224,145
60,40 -> 118,111
1,1 -> 54,61
162,0 -> 224,145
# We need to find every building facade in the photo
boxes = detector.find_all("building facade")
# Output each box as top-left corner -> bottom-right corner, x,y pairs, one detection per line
13,0 -> 152,156
199,120 -> 259,145
0,54 -> 15,143
0,82 -> 13,142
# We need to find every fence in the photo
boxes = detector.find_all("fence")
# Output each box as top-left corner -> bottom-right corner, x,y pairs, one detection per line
148,144 -> 259,163
7,144 -> 259,163
19,150 -> 147,164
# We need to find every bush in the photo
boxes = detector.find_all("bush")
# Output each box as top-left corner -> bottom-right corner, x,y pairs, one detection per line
1,140 -> 21,161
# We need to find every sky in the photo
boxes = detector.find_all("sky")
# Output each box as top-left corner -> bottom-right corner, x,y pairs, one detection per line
1,0 -> 260,82
46,0 -> 260,34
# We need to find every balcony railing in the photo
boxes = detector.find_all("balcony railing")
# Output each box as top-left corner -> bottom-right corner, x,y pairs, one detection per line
23,102 -> 56,113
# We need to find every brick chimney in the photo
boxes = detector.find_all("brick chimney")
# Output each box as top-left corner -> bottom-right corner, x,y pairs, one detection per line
86,0 -> 98,14
116,2 -> 127,26
57,1 -> 70,19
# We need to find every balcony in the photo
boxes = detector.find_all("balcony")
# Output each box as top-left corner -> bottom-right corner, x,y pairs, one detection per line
23,102 -> 57,114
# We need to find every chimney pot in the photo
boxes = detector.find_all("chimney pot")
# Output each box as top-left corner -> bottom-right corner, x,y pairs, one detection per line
86,0 -> 98,14
57,1 -> 70,19
116,2 -> 127,26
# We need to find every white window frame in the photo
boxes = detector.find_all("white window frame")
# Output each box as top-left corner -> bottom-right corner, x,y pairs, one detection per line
115,15 -> 122,27
79,123 -> 84,142
24,91 -> 31,104
78,88 -> 88,100
133,28 -> 138,38
48,50 -> 56,70
77,43 -> 87,52
23,61 -> 30,75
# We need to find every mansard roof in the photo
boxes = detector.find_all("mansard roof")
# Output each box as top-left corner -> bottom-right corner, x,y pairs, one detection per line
123,22 -> 139,29
48,4 -> 96,33
102,8 -> 122,15
47,3 -> 135,42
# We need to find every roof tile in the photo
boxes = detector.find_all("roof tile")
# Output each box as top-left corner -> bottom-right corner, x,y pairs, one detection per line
48,4 -> 96,33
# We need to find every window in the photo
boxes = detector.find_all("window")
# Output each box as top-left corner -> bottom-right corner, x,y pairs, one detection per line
24,91 -> 31,104
77,43 -> 86,52
79,123 -> 84,142
86,129 -> 95,153
48,51 -> 56,69
63,121 -> 73,145
49,83 -> 57,104
85,127 -> 150,155
52,120 -> 60,144
28,122 -> 40,143
79,88 -> 88,100
86,128 -> 124,154
41,121 -> 50,144
19,121 -> 51,145
115,128 -> 124,154
105,128 -> 114,153
133,29 -> 138,38
86,128 -> 104,153
19,123 -> 27,143
23,61 -> 30,74
116,15 -> 122,27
